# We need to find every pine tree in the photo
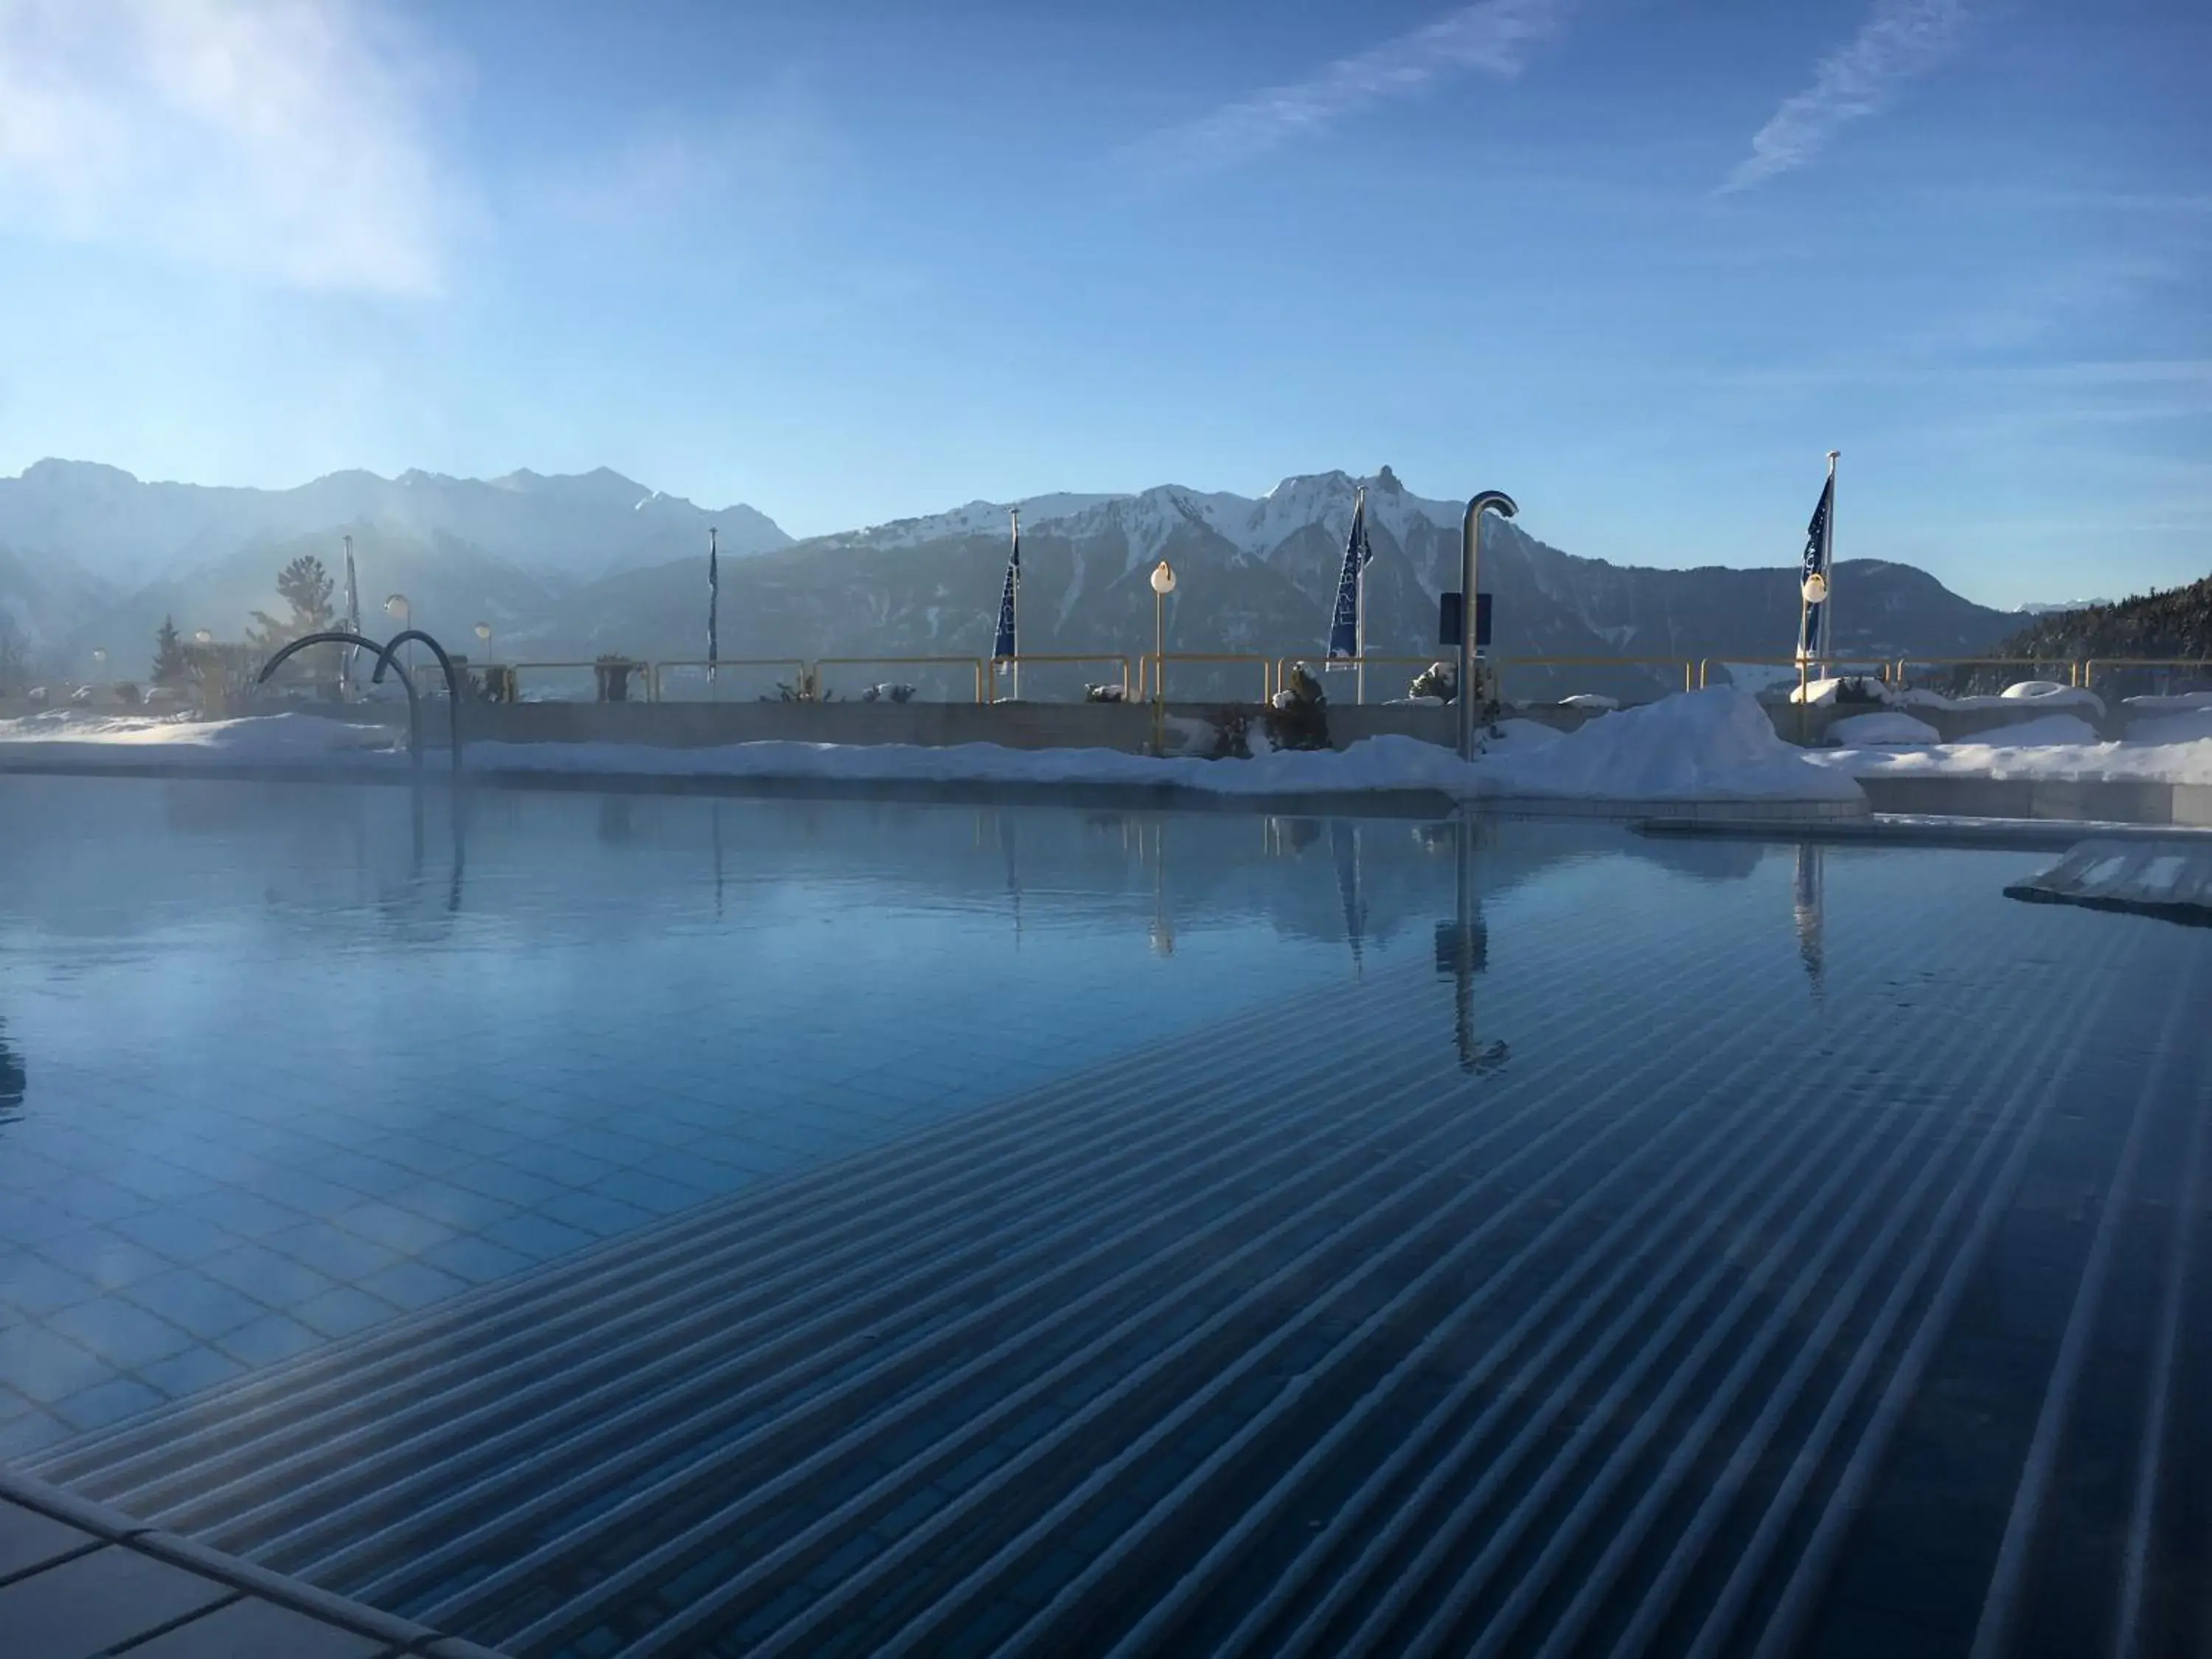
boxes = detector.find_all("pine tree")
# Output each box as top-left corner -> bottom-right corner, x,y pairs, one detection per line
276,554 -> 335,633
151,615 -> 190,685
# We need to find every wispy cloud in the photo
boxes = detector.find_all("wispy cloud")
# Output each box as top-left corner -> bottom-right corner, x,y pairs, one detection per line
1133,0 -> 1571,176
0,0 -> 462,295
1725,0 -> 1969,193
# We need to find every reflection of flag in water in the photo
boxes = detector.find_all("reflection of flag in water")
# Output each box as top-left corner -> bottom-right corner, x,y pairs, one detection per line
1000,813 -> 1023,948
1330,820 -> 1367,973
1793,841 -> 1825,992
1326,488 -> 1372,664
1796,469 -> 1834,662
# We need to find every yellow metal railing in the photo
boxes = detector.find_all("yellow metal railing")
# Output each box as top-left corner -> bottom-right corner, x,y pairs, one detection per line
813,655 -> 990,704
987,654 -> 1135,703
506,659 -> 653,701
1696,655 -> 1894,691
2080,658 -> 2212,694
1489,655 -> 1700,698
649,658 -> 810,701
1273,655 -> 1441,704
1138,653 -> 1276,704
1891,655 -> 2080,691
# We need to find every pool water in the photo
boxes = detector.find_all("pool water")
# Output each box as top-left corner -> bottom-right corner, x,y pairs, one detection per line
2,776 -> 2209,1659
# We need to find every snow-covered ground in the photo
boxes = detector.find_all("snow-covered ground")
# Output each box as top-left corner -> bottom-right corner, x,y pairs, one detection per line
0,690 -> 1867,807
1813,714 -> 2212,786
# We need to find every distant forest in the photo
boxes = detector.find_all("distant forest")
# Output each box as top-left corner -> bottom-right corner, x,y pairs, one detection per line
1995,574 -> 2212,668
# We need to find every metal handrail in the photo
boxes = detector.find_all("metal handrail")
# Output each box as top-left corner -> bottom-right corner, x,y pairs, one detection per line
1697,655 -> 1894,690
255,630 -> 430,771
1139,653 -> 1276,704
2080,657 -> 2212,693
987,654 -> 1135,703
369,630 -> 465,770
648,658 -> 810,701
813,655 -> 990,704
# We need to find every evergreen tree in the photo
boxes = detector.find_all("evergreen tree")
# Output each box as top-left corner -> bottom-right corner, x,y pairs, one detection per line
151,615 -> 190,685
250,553 -> 337,653
276,554 -> 335,632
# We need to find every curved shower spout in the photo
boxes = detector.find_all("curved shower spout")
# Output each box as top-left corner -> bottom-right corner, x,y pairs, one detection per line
369,629 -> 465,772
258,630 -> 423,770
1458,490 -> 1518,762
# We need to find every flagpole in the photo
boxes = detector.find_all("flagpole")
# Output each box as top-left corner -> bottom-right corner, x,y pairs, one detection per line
1010,507 -> 1021,703
707,526 -> 720,686
1823,450 -> 1839,677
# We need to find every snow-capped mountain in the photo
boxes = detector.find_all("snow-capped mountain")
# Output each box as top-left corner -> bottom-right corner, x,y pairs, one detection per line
7,459 -> 2015,699
0,459 -> 790,594
538,465 -> 2012,702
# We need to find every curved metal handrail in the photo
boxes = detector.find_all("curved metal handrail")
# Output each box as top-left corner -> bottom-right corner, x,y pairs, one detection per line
258,630 -> 422,769
369,629 -> 464,768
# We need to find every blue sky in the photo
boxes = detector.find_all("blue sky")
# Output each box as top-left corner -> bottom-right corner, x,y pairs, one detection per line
0,0 -> 2204,605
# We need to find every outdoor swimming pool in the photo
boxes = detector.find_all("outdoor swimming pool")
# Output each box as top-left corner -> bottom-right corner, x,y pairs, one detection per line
1,776 -> 2208,1658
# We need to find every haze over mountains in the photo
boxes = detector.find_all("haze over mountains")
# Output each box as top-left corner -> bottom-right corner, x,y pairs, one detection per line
0,459 -> 2016,698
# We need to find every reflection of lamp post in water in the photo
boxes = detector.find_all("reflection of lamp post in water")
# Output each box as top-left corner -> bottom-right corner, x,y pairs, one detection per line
1150,560 -> 1177,754
1148,818 -> 1174,957
1433,814 -> 1497,1072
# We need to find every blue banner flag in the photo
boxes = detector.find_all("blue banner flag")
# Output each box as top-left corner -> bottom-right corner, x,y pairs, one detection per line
993,511 -> 1020,661
1326,488 -> 1372,662
1797,473 -> 1834,661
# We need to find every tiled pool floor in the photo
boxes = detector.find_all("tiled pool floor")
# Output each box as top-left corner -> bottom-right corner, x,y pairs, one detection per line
5,778 -> 2212,1657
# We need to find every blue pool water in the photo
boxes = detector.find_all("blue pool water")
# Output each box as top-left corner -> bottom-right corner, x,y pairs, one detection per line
3,776 -> 2209,1659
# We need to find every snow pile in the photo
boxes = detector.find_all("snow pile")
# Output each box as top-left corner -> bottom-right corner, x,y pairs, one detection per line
1473,688 -> 1865,803
1828,711 -> 1940,747
0,712 -> 400,759
2128,707 -> 2212,746
1815,724 -> 2212,785
1900,684 -> 2106,715
1789,676 -> 1891,707
2124,692 -> 2212,712
1558,694 -> 1619,712
1969,714 -> 2102,745
0,692 -> 1865,806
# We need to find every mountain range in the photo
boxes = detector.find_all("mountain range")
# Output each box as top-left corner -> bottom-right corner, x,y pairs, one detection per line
1,459 -> 2017,702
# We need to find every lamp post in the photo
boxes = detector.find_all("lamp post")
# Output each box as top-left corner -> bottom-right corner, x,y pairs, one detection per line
1150,560 -> 1177,754
474,621 -> 493,661
1457,490 -> 1519,762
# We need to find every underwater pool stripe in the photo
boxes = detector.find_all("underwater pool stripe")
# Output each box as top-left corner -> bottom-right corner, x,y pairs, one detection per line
470,933 -> 1767,1655
1732,945 -> 2135,1659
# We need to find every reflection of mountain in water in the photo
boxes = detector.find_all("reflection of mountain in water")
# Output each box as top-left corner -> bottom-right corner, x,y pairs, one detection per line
0,778 -> 1781,968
